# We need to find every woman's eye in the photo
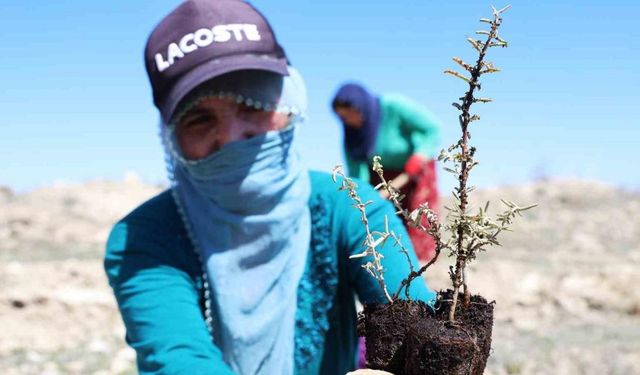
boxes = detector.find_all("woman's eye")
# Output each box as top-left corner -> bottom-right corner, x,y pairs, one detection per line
179,115 -> 211,130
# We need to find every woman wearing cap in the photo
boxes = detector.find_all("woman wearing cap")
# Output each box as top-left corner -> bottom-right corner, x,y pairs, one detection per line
104,1 -> 434,374
332,83 -> 441,263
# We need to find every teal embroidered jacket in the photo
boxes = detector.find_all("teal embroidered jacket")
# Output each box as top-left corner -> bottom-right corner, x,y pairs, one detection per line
104,171 -> 436,375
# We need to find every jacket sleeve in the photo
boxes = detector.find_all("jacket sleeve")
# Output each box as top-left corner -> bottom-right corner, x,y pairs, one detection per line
388,94 -> 441,159
104,221 -> 236,375
337,179 -> 437,306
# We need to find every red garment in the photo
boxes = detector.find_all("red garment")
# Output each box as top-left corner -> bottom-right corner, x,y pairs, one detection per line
369,159 -> 439,262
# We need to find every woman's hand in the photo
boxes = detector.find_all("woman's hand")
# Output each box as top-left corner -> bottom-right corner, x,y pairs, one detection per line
379,172 -> 409,199
404,154 -> 427,179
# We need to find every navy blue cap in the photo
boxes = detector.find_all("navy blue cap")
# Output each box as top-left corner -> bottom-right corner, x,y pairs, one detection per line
144,0 -> 289,122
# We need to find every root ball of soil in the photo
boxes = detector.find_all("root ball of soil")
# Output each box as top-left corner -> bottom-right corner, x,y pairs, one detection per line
361,290 -> 494,375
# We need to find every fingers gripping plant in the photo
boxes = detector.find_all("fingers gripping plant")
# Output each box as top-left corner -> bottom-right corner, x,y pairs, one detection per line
334,5 -> 535,322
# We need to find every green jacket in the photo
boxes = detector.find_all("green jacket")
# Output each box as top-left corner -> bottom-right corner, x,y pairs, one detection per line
105,171 -> 435,375
346,94 -> 441,181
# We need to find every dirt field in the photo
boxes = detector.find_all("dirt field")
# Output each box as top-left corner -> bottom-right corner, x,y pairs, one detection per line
1,176 -> 638,374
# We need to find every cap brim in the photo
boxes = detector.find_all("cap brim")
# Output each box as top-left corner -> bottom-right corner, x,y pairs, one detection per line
161,54 -> 289,123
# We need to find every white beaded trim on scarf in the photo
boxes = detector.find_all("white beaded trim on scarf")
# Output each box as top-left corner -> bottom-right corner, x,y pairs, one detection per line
170,90 -> 303,128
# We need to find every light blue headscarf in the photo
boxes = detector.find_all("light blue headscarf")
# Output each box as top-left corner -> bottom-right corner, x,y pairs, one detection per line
160,67 -> 310,375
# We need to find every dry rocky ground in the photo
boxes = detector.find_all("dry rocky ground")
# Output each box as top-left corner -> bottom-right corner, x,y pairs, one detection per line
1,175 -> 639,374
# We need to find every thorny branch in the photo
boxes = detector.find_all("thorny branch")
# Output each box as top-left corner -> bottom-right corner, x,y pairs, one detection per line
370,156 -> 447,300
333,5 -> 536,322
443,3 -> 513,322
332,166 -> 394,303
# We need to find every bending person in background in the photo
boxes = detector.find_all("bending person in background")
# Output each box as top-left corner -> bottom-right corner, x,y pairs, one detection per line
104,1 -> 435,374
332,83 -> 441,262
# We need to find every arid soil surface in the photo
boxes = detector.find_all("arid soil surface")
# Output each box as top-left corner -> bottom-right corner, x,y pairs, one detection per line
1,176 -> 639,374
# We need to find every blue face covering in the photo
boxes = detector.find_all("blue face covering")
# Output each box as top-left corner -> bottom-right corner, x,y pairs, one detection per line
161,68 -> 310,375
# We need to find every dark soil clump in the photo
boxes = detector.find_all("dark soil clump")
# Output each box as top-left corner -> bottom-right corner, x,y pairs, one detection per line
360,290 -> 494,375
359,299 -> 432,374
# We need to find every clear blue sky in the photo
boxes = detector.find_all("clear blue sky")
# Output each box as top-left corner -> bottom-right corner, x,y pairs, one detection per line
1,1 -> 638,192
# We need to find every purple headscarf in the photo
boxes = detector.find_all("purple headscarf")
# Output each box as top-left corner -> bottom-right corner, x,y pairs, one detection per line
332,83 -> 381,161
